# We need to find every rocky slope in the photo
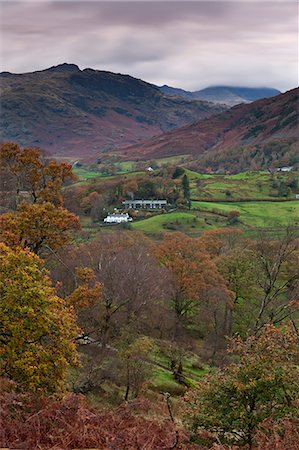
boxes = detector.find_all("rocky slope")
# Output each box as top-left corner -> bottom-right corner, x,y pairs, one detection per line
0,64 -> 225,159
117,88 -> 298,171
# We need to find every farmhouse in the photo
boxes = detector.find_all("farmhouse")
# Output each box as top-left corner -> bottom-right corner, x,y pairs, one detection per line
123,199 -> 167,209
277,166 -> 294,172
104,213 -> 132,223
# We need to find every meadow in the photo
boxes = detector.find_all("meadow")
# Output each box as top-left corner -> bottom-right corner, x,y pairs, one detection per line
130,200 -> 298,235
132,211 -> 227,235
73,162 -> 298,235
192,200 -> 299,228
188,169 -> 298,201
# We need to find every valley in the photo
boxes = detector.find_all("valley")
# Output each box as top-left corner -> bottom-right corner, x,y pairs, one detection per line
71,163 -> 299,236
115,88 -> 298,172
0,68 -> 298,450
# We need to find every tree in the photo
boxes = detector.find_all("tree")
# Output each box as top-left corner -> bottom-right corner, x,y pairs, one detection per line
217,247 -> 259,336
184,324 -> 299,449
0,142 -> 76,208
119,336 -> 155,401
156,232 -> 231,364
182,174 -> 191,208
252,228 -> 299,334
227,210 -> 240,225
38,160 -> 76,206
157,232 -> 227,321
0,243 -> 79,393
80,191 -> 106,221
0,202 -> 80,255
54,233 -> 170,348
172,167 -> 185,179
67,267 -> 102,312
212,229 -> 299,337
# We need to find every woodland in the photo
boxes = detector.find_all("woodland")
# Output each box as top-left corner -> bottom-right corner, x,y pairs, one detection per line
0,142 -> 298,449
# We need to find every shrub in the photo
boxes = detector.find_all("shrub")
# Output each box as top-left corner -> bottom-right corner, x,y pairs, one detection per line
183,324 -> 299,448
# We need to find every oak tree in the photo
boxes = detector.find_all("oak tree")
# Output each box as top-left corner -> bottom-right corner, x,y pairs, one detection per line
0,243 -> 79,393
0,142 -> 76,208
0,202 -> 80,255
183,324 -> 299,449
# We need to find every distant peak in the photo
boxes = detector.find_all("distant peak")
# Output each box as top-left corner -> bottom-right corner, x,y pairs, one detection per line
0,71 -> 12,77
46,63 -> 80,73
204,85 -> 280,91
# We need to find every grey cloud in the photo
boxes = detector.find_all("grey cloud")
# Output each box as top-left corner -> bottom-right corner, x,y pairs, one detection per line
0,1 -> 297,91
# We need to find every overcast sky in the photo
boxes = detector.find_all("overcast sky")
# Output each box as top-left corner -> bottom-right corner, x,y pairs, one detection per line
0,1 -> 297,91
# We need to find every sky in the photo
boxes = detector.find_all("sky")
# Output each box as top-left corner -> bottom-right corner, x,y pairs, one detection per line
0,1 -> 298,92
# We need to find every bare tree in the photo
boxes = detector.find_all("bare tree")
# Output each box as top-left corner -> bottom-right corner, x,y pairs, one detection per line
253,227 -> 299,334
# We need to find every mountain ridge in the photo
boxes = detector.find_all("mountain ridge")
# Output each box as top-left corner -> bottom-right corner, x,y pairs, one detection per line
116,88 -> 298,171
0,63 -> 225,159
158,85 -> 281,106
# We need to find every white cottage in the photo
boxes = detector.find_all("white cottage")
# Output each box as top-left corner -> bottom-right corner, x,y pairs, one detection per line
277,166 -> 294,172
104,213 -> 132,223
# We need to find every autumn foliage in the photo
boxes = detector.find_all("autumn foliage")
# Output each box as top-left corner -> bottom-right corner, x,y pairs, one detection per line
1,141 -> 298,448
0,381 -> 195,450
0,142 -> 76,206
0,377 -> 297,449
183,324 -> 299,448
0,243 -> 79,393
0,201 -> 80,254
156,232 -> 229,319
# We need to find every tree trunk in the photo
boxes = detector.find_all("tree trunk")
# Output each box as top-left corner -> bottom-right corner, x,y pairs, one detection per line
124,365 -> 130,401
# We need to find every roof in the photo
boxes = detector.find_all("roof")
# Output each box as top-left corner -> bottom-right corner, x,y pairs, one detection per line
106,213 -> 129,218
123,199 -> 167,203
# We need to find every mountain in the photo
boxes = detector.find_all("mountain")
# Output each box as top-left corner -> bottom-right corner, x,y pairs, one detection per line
0,63 -> 225,159
117,88 -> 298,172
158,85 -> 281,106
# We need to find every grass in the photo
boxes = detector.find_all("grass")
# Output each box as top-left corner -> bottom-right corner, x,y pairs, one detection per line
149,353 -> 208,394
73,167 -> 145,187
132,212 -> 195,233
187,169 -> 299,201
149,350 -> 210,395
73,166 -> 106,180
155,154 -> 189,165
192,200 -> 299,227
130,200 -> 299,235
131,211 -> 227,235
150,367 -> 184,393
184,168 -> 214,180
116,161 -> 135,172
72,166 -> 299,235
77,155 -> 188,177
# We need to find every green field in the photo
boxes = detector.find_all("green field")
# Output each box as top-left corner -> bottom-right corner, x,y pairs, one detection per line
115,161 -> 135,172
74,164 -> 299,202
73,166 -> 144,186
131,211 -> 228,235
132,212 -> 196,233
188,170 -> 299,201
192,200 -> 299,227
155,154 -> 189,165
149,351 -> 209,394
73,164 -> 298,234
73,166 -> 106,180
130,201 -> 299,234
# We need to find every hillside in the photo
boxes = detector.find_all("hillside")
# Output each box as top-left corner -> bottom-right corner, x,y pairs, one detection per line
0,64 -> 225,160
158,85 -> 281,106
117,88 -> 298,172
